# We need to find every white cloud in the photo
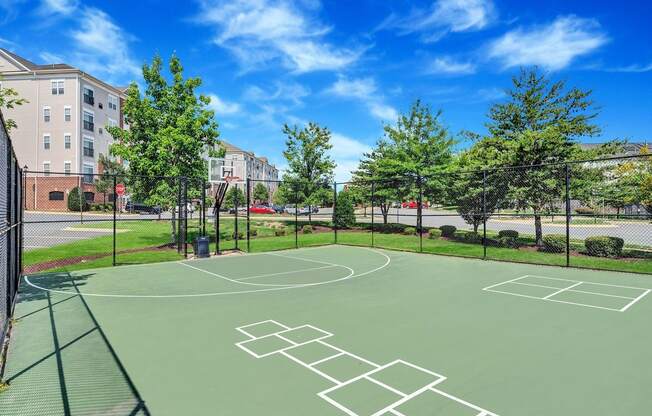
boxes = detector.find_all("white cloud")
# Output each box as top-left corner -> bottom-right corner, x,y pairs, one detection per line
380,0 -> 495,42
0,0 -> 25,24
487,15 -> 608,71
39,0 -> 78,16
608,62 -> 652,73
428,56 -> 476,75
333,159 -> 360,183
330,133 -> 371,160
475,87 -> 505,102
326,77 -> 398,121
243,81 -> 310,105
39,51 -> 64,62
207,94 -> 241,115
196,0 -> 362,73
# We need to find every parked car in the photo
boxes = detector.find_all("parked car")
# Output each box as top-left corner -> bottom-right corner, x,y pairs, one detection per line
125,201 -> 162,215
401,201 -> 429,209
271,204 -> 285,214
228,206 -> 247,214
249,205 -> 275,214
175,203 -> 195,214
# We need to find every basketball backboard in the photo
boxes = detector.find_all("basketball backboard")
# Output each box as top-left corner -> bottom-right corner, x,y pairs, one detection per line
208,158 -> 246,184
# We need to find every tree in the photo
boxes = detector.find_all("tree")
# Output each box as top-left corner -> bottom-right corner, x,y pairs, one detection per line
354,100 -> 455,229
95,153 -> 127,208
485,67 -> 603,245
107,54 -> 220,242
224,186 -> 245,209
334,190 -> 356,228
281,122 -> 335,221
252,183 -> 269,204
67,187 -> 89,212
0,77 -> 28,131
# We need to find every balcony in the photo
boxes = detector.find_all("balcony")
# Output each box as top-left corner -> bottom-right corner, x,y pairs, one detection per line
83,120 -> 94,131
84,94 -> 94,105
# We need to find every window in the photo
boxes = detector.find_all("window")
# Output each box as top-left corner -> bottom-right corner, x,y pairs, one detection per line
83,111 -> 94,131
83,87 -> 94,105
82,163 -> 94,183
107,118 -> 117,128
108,95 -> 118,111
64,106 -> 71,122
51,80 -> 64,95
83,136 -> 94,157
64,134 -> 71,149
49,191 -> 64,201
84,192 -> 95,202
43,107 -> 51,122
64,161 -> 71,175
43,134 -> 51,150
43,161 -> 51,176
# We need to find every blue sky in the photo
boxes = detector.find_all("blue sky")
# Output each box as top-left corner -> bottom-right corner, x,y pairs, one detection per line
1,0 -> 651,180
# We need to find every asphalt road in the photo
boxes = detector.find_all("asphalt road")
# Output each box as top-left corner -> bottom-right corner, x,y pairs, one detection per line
22,206 -> 652,250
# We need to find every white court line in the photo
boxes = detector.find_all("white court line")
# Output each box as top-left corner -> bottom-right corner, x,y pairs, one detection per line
234,265 -> 339,281
24,245 -> 391,299
236,319 -> 290,339
484,288 -> 624,312
308,352 -> 344,367
511,281 -> 637,300
429,387 -> 499,416
236,325 -> 333,358
543,281 -> 583,299
620,289 -> 651,312
525,274 -> 651,291
481,275 -> 528,291
178,261 -> 310,287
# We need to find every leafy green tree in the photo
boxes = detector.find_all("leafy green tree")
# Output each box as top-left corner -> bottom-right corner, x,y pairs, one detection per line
224,186 -> 245,209
252,182 -> 269,204
281,122 -> 335,221
485,67 -> 603,245
94,153 -> 126,208
0,77 -> 28,131
67,187 -> 89,212
107,54 -> 220,241
334,190 -> 356,228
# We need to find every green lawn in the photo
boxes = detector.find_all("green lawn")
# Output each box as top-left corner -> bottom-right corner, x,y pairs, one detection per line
23,218 -> 652,274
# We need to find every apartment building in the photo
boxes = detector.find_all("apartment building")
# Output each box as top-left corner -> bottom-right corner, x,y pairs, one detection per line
0,48 -> 125,178
221,141 -> 279,183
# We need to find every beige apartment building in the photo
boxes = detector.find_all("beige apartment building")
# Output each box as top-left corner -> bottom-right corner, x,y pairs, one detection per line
0,48 -> 125,178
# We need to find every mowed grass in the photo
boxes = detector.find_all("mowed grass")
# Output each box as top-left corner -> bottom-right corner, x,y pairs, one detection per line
24,218 -> 652,274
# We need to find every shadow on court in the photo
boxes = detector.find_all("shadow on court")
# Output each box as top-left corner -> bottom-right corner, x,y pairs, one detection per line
0,273 -> 150,416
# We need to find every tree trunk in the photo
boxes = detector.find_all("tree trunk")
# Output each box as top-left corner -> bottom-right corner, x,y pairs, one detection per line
473,222 -> 479,234
534,213 -> 543,246
616,207 -> 620,219
381,204 -> 389,224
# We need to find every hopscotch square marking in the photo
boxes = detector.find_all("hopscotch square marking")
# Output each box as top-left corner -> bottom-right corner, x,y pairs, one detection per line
321,377 -> 404,416
236,334 -> 295,358
279,325 -> 333,344
395,387 -> 491,416
367,360 -> 446,396
284,341 -> 342,366
313,353 -> 378,384
236,320 -> 289,339
483,275 -> 651,312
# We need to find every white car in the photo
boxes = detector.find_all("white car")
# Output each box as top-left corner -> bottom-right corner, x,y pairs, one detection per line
174,203 -> 195,214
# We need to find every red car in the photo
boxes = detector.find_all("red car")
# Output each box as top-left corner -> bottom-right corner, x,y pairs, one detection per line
401,201 -> 429,209
249,205 -> 275,214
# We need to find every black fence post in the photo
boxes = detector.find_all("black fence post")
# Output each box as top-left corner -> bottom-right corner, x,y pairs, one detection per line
183,177 -> 188,259
113,175 -> 117,266
418,176 -> 423,253
176,178 -> 182,253
201,180 -> 206,237
295,188 -> 299,249
246,178 -> 251,253
482,170 -> 487,260
216,204 -> 220,255
371,181 -> 375,247
565,163 -> 571,267
234,185 -> 239,251
333,182 -> 337,244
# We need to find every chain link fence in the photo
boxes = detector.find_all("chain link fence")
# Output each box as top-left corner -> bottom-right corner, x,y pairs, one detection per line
0,113 -> 23,379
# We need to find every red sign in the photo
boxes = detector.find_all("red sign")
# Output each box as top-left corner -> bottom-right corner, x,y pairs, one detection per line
116,183 -> 126,196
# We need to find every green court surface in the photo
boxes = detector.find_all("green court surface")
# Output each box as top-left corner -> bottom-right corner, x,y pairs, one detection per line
2,245 -> 652,415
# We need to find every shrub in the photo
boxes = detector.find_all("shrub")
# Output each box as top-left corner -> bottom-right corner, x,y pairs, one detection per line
453,231 -> 482,244
439,225 -> 457,237
249,229 -> 258,237
67,187 -> 89,212
334,190 -> 356,228
497,236 -> 519,248
575,207 -> 594,215
302,225 -> 313,234
585,236 -> 624,257
402,227 -> 416,235
232,231 -> 244,239
540,234 -> 566,253
275,228 -> 286,237
378,224 -> 404,234
498,230 -> 519,239
428,229 -> 442,239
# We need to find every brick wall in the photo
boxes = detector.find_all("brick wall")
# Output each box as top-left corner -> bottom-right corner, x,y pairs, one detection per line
24,176 -> 108,211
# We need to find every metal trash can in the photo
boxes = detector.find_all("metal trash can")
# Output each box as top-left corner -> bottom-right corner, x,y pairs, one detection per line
194,236 -> 210,258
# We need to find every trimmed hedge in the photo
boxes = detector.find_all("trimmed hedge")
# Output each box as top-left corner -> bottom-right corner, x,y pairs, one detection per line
497,236 -> 519,248
403,227 -> 417,235
428,228 -> 442,239
453,231 -> 482,244
498,230 -> 519,239
274,228 -> 286,236
585,236 -> 624,257
439,225 -> 457,237
302,225 -> 313,234
541,234 -> 566,253
377,224 -> 405,234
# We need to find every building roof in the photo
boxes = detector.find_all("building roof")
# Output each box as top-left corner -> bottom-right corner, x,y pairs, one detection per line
220,140 -> 277,169
0,48 -> 124,96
